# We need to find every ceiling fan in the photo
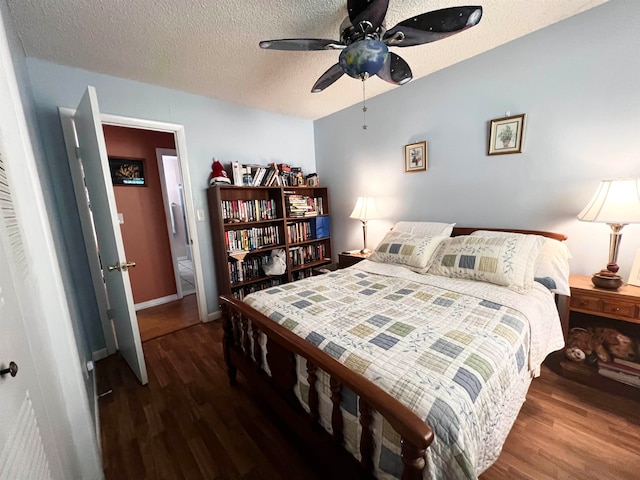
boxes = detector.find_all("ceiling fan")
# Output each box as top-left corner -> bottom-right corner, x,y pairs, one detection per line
259,0 -> 483,93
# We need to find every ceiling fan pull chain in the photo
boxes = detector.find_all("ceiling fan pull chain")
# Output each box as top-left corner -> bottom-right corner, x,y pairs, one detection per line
362,79 -> 368,130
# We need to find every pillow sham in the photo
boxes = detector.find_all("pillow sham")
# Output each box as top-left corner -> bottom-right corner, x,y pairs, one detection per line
428,235 -> 544,293
392,221 -> 455,238
469,230 -> 571,296
369,230 -> 445,273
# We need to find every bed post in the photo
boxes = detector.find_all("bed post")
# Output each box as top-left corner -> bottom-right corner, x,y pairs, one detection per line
400,439 -> 427,480
220,302 -> 237,386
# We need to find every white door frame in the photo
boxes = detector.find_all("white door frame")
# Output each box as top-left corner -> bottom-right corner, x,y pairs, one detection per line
59,109 -> 208,353
155,148 -> 184,300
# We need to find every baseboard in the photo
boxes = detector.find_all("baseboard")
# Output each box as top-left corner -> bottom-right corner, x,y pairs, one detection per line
135,294 -> 179,311
206,310 -> 221,322
92,369 -> 102,455
92,348 -> 108,362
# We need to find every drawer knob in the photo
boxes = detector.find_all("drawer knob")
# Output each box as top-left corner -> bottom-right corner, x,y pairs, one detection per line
580,301 -> 588,306
613,307 -> 620,312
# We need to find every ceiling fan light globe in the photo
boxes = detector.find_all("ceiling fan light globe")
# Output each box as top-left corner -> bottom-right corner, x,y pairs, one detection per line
339,39 -> 388,78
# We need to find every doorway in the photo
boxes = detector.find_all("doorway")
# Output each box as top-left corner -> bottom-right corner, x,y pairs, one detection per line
59,106 -> 208,362
102,126 -> 200,342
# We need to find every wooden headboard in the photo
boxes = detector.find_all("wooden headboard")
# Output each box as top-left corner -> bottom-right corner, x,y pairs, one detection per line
452,227 -> 567,242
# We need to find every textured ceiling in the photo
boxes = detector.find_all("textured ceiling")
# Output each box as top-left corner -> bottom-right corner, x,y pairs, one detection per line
7,0 -> 607,120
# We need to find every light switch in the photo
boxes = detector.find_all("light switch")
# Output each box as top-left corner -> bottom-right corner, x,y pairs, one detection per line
118,213 -> 124,224
197,209 -> 205,222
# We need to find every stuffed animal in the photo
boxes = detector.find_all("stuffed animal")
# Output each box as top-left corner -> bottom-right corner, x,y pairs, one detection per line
565,327 -> 637,363
209,158 -> 231,186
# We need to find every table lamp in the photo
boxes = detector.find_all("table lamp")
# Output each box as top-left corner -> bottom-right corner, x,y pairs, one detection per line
350,197 -> 380,254
577,178 -> 640,289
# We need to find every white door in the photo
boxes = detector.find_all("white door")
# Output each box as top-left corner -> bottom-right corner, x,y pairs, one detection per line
0,157 -> 60,478
74,86 -> 148,384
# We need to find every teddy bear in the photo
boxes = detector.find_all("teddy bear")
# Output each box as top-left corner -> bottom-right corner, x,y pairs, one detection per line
565,327 -> 637,363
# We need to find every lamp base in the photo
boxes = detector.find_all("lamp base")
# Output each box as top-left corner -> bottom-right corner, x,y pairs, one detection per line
591,270 -> 623,290
360,248 -> 372,254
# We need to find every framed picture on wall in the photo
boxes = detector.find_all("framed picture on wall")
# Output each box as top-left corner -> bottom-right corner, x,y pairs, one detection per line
628,249 -> 640,287
109,157 -> 146,186
488,114 -> 525,155
404,141 -> 427,173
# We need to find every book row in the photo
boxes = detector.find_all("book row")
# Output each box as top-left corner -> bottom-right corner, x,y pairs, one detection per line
285,194 -> 325,217
289,243 -> 327,267
228,253 -> 271,285
231,162 -> 311,188
597,358 -> 640,388
231,278 -> 283,301
225,226 -> 281,252
221,199 -> 278,223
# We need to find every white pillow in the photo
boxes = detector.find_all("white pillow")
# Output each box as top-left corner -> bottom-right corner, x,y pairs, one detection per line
469,230 -> 571,296
369,231 -> 446,273
428,235 -> 544,293
392,221 -> 456,237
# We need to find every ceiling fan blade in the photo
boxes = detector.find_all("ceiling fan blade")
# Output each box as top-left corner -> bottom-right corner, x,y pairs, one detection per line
347,0 -> 389,28
384,6 -> 482,47
259,38 -> 344,51
311,64 -> 345,93
376,52 -> 412,85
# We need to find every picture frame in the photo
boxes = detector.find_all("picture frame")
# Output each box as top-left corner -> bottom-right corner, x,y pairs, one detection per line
108,157 -> 146,186
488,114 -> 525,155
404,141 -> 427,173
628,248 -> 640,287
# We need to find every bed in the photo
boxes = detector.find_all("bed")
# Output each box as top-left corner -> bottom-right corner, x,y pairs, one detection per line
219,225 -> 569,480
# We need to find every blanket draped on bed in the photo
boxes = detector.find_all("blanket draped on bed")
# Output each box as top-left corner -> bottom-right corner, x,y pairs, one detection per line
244,260 -> 564,480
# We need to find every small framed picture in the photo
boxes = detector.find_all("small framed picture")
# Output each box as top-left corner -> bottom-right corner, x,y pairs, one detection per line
488,114 -> 525,155
109,157 -> 146,186
404,141 -> 427,173
628,249 -> 640,287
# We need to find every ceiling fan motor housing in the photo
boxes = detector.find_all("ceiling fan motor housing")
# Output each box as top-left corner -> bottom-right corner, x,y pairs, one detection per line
339,39 -> 389,79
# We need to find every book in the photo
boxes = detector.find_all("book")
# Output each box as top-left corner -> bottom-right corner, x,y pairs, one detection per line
231,161 -> 243,186
598,360 -> 640,376
612,357 -> 640,370
597,367 -> 640,388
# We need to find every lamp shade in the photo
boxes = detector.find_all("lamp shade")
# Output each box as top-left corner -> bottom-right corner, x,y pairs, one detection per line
577,178 -> 640,224
349,197 -> 380,221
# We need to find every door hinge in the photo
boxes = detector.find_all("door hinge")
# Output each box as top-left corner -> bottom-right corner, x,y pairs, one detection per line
107,308 -> 113,320
75,146 -> 81,160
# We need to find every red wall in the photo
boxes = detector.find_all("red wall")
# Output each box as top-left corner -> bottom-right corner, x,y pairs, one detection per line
103,125 -> 176,304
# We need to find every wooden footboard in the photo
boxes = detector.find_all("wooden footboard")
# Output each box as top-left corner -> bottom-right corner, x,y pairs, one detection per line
220,295 -> 434,480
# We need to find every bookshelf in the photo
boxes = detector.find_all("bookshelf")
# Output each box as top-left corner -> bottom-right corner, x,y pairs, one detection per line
207,185 -> 332,300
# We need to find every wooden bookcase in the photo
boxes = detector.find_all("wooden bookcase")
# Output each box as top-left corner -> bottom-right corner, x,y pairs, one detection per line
207,185 -> 332,300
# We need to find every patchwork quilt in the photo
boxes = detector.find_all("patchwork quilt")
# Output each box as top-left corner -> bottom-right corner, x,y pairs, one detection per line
244,260 -> 565,480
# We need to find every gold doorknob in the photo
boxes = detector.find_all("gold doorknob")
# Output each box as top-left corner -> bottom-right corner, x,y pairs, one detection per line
107,261 -> 137,272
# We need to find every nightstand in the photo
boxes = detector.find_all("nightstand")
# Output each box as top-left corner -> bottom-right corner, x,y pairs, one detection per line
560,274 -> 640,399
338,251 -> 371,269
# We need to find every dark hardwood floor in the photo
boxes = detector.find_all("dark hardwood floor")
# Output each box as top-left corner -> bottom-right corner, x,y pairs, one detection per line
137,294 -> 200,342
97,322 -> 640,480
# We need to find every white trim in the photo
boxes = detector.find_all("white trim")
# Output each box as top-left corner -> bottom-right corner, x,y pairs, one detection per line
135,293 -> 179,311
59,107 -> 117,355
206,310 -> 221,322
91,348 -> 109,362
155,148 -> 183,300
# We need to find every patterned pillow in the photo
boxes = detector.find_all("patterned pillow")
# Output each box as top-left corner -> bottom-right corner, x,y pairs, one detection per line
428,235 -> 544,293
392,221 -> 456,237
469,230 -> 571,296
369,231 -> 446,273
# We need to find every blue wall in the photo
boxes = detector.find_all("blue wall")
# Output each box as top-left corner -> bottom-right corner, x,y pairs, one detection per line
314,1 -> 640,280
26,59 -> 316,347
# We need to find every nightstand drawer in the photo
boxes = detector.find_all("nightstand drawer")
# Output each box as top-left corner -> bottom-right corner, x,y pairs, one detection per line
570,295 -> 601,312
602,301 -> 637,319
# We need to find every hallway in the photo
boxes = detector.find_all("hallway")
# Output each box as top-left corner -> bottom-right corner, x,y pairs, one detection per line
136,294 -> 200,342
